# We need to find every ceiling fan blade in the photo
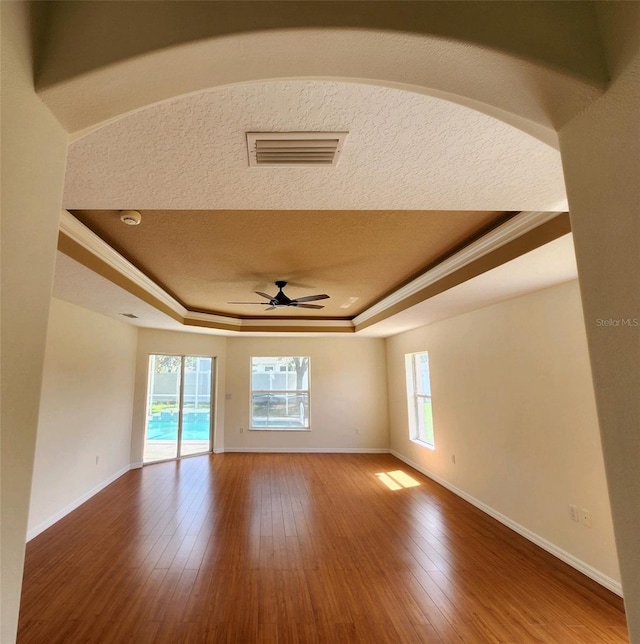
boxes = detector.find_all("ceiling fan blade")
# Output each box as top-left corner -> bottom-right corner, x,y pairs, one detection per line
255,291 -> 274,300
292,294 -> 330,303
228,302 -> 270,305
293,303 -> 325,309
265,306 -> 277,311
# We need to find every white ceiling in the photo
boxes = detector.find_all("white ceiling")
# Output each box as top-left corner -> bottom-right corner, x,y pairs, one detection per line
56,79 -> 575,336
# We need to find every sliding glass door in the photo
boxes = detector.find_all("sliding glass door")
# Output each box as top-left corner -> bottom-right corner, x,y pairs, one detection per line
180,356 -> 214,457
144,354 -> 214,463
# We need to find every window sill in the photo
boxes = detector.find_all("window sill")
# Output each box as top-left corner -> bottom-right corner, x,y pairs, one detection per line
410,438 -> 435,450
249,427 -> 311,432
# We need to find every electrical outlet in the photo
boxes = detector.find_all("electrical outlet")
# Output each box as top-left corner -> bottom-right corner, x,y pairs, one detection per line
451,454 -> 456,465
354,427 -> 360,434
95,455 -> 99,465
569,504 -> 579,522
240,427 -> 244,433
581,508 -> 592,527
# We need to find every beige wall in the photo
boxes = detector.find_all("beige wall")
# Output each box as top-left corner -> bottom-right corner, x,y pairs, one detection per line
559,3 -> 640,633
386,280 -> 620,589
224,337 -> 388,451
27,299 -> 138,537
131,329 -> 228,463
38,2 -> 604,146
0,3 -> 69,640
132,333 -> 388,455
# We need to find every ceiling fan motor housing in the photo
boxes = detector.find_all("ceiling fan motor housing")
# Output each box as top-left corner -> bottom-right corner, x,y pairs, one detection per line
274,281 -> 291,306
228,280 -> 328,309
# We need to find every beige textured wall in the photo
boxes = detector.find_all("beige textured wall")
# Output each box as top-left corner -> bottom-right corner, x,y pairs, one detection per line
386,280 -> 620,586
0,3 -> 69,641
225,337 -> 389,451
28,299 -> 138,537
131,330 -> 228,463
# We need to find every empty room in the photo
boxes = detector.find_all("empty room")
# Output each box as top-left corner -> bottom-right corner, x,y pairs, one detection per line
2,2 -> 638,643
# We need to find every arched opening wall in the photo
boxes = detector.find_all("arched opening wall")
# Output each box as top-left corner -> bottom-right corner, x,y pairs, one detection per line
37,2 -> 607,144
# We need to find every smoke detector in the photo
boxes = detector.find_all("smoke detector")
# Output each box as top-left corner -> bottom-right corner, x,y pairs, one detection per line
246,132 -> 348,167
120,210 -> 142,226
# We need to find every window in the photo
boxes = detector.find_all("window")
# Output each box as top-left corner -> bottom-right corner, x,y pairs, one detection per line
251,357 -> 310,430
405,351 -> 435,447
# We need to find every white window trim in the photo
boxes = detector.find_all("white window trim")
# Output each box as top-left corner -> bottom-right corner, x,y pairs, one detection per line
405,351 -> 435,449
250,357 -> 310,431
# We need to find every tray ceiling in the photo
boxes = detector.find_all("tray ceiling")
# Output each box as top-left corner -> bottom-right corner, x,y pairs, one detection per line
57,79 -> 572,335
69,209 -> 512,318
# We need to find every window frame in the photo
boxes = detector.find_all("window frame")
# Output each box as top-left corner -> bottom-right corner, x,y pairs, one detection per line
249,356 -> 311,431
143,353 -> 215,463
405,351 -> 435,449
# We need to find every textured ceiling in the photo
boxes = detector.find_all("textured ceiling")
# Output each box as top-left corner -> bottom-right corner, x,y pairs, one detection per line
63,81 -> 567,211
59,79 -> 572,333
70,209 -> 510,318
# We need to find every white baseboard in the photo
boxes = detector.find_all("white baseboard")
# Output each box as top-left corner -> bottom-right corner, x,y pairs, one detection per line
390,450 -> 623,597
27,465 -> 131,541
222,447 -> 390,454
129,462 -> 143,469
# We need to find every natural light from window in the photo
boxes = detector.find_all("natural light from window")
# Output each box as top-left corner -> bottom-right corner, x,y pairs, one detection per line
405,351 -> 435,448
250,356 -> 310,430
376,470 -> 421,490
143,354 -> 213,462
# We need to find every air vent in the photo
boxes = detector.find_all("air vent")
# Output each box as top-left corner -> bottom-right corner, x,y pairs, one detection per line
246,132 -> 348,167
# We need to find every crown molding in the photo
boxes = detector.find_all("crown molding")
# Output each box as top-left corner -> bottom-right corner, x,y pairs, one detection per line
59,210 -> 358,333
353,210 -> 562,326
183,312 -> 354,333
60,209 -> 564,335
184,311 -> 243,328
59,210 -> 189,318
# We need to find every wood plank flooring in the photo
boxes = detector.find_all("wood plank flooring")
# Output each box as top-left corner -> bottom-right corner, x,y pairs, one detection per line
18,453 -> 628,642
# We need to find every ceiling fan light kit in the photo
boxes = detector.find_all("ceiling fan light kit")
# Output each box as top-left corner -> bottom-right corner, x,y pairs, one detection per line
229,281 -> 330,311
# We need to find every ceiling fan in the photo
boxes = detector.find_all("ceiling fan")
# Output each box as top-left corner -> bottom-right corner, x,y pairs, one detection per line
229,281 -> 329,311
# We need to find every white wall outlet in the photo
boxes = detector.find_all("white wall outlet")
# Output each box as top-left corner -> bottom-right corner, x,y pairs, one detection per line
95,455 -> 99,465
240,427 -> 244,433
451,454 -> 456,465
225,393 -> 232,400
581,508 -> 592,527
569,504 -> 579,522
354,427 -> 360,434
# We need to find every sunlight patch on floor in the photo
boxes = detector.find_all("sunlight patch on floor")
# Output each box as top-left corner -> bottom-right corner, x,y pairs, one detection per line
375,470 -> 420,490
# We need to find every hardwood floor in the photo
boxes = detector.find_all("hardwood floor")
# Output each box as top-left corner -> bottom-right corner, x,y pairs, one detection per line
18,453 -> 628,643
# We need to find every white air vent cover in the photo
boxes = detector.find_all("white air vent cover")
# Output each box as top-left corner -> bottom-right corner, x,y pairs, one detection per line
247,132 -> 348,167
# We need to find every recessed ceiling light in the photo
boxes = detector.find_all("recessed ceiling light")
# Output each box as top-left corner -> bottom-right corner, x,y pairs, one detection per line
340,297 -> 359,309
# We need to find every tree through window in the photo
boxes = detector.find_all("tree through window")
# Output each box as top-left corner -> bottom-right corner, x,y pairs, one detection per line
250,357 -> 310,429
